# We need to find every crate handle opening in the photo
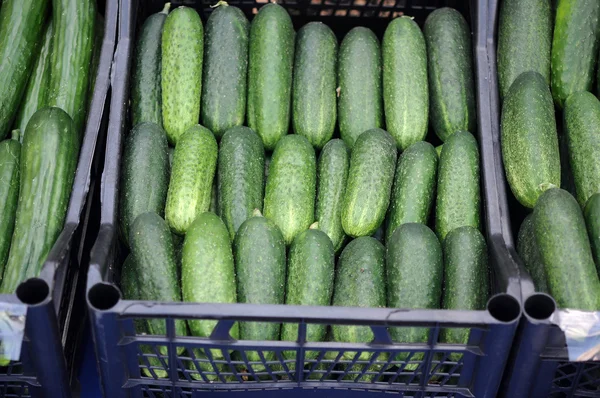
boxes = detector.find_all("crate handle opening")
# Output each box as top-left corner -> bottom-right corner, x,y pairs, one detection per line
16,278 -> 50,306
88,282 -> 121,311
524,293 -> 556,321
487,293 -> 520,323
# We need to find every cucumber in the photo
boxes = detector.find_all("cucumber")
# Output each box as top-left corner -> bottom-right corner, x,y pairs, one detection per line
119,122 -> 170,246
337,27 -> 383,149
14,21 -> 52,134
501,71 -> 560,208
497,0 -> 552,99
382,16 -> 428,150
217,126 -> 265,240
86,12 -> 104,114
424,8 -> 476,142
517,214 -> 549,293
1,108 -> 79,293
436,131 -> 480,241
551,0 -> 600,108
564,91 -> 600,207
0,131 -> 20,272
201,3 -> 249,139
441,226 -> 488,346
247,3 -> 294,150
585,193 -> 600,268
209,178 -> 218,214
0,0 -> 49,140
161,6 -> 203,144
316,139 -> 349,252
47,0 -> 96,134
534,188 -> 600,310
263,134 -> 316,245
165,125 -> 218,235
131,4 -> 169,128
435,144 -> 443,158
292,22 -> 337,149
341,128 -> 397,237
386,141 -> 437,242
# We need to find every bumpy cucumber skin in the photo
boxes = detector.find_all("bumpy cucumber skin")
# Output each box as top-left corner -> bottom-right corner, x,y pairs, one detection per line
386,141 -> 437,243
0,135 -> 20,273
517,214 -> 549,293
534,188 -> 600,310
161,7 -> 204,144
165,125 -> 218,235
263,134 -> 316,245
337,27 -> 383,149
585,193 -> 600,269
382,17 -> 428,150
316,139 -> 349,252
247,3 -> 295,150
341,128 -> 397,238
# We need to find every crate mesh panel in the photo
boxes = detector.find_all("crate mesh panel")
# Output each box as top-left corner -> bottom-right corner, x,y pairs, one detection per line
551,361 -> 600,397
0,382 -> 31,398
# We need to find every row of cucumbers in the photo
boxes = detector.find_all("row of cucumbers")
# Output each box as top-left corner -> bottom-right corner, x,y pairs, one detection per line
0,0 -> 100,293
498,0 -> 600,310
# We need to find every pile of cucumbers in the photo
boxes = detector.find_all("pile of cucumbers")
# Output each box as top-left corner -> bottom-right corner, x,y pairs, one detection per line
498,0 -> 600,310
0,0 -> 101,294
121,2 -> 488,376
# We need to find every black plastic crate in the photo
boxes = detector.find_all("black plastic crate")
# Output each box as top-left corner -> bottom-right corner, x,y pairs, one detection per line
86,0 -> 521,396
0,0 -> 117,397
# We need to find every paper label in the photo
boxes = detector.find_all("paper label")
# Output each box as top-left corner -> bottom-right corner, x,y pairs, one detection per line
551,309 -> 600,362
0,303 -> 27,363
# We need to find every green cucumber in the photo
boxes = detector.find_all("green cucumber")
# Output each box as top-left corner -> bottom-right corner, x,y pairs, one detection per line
517,214 -> 549,293
131,4 -> 169,128
0,0 -> 49,140
337,27 -> 383,149
47,0 -> 96,134
201,3 -> 249,138
551,0 -> 600,108
161,6 -> 203,144
0,130 -> 20,272
564,91 -> 600,207
14,21 -> 52,134
341,128 -> 397,237
435,144 -> 443,158
497,0 -> 552,99
119,122 -> 170,246
424,8 -> 476,142
382,16 -> 428,150
247,3 -> 294,150
165,125 -> 218,235
263,134 -> 316,245
436,131 -> 480,241
1,108 -> 79,293
386,141 -> 437,242
585,193 -> 600,268
209,177 -> 218,214
86,12 -> 104,114
316,139 -> 349,252
217,126 -> 265,240
501,71 -> 560,208
292,22 -> 337,149
534,188 -> 600,310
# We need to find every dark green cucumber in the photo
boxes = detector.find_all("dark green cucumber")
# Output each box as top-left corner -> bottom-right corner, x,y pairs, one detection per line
86,12 -> 104,114
559,126 -> 577,197
382,16 -> 428,150
217,126 -> 265,240
263,134 -> 316,245
165,125 -> 218,235
551,0 -> 600,108
337,27 -> 383,149
436,131 -> 480,241
534,188 -> 600,310
0,130 -> 20,272
386,141 -> 437,242
47,0 -> 96,134
1,108 -> 79,293
585,193 -> 600,268
441,226 -> 488,346
497,0 -> 552,99
501,71 -> 560,208
161,6 -> 203,144
209,177 -> 218,214
131,4 -> 169,128
247,3 -> 294,150
292,22 -> 337,149
341,128 -> 397,237
14,21 -> 52,134
0,0 -> 49,140
564,92 -> 600,207
119,122 -> 170,246
424,8 -> 476,142
517,214 -> 549,293
316,139 -> 349,252
201,3 -> 249,138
